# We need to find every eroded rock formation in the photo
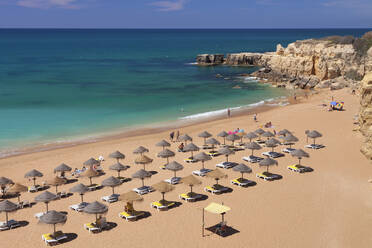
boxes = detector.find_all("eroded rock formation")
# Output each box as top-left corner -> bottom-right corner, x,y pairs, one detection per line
359,72 -> 372,160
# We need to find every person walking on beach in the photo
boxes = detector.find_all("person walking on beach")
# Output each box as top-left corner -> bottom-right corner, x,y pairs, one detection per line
227,108 -> 231,118
170,131 -> 175,142
176,130 -> 180,142
253,113 -> 257,122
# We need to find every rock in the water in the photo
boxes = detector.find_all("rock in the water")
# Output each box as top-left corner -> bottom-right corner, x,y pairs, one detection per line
196,54 -> 224,65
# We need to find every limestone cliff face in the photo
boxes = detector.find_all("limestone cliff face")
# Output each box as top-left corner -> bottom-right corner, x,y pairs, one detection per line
197,39 -> 372,89
359,72 -> 372,160
224,39 -> 365,80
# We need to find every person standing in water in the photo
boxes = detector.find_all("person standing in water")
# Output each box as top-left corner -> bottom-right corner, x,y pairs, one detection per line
227,108 -> 231,118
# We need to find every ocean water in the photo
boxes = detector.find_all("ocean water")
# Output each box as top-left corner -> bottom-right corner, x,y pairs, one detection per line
0,29 -> 370,153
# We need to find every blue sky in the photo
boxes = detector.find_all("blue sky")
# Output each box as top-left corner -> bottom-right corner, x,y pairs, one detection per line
0,0 -> 371,28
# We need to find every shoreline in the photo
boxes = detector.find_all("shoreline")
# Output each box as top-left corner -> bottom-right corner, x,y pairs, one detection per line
0,92 -> 294,160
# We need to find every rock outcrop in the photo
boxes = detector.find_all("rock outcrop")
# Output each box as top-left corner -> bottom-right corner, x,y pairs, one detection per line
359,72 -> 372,160
196,34 -> 372,89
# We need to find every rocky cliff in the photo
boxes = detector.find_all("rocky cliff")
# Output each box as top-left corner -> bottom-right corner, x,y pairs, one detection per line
196,33 -> 372,90
359,72 -> 372,161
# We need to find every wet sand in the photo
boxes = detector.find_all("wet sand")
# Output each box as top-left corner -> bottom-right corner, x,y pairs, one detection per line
0,88 -> 371,248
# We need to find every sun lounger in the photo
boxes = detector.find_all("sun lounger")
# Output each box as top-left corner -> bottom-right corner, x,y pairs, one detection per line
164,177 -> 181,185
256,172 -> 276,181
231,178 -> 254,187
28,185 -> 43,193
69,202 -> 88,212
150,200 -> 175,211
201,144 -> 213,150
179,192 -> 202,202
53,231 -> 68,241
133,186 -> 154,195
242,155 -> 264,163
282,147 -> 296,153
42,233 -> 58,246
119,211 -> 145,221
84,222 -> 101,233
262,151 -> 285,158
184,157 -> 197,163
204,184 -> 228,194
101,194 -> 119,203
0,220 -> 20,231
287,164 -> 312,173
207,151 -> 220,157
216,161 -> 237,169
35,212 -> 46,219
88,184 -> 100,191
305,144 -> 325,149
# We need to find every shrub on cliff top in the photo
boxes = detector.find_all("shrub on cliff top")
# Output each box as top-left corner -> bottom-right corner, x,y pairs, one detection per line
321,32 -> 372,56
322,35 -> 355,45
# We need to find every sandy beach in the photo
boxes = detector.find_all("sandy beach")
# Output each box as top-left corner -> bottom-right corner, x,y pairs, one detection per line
1,88 -> 371,248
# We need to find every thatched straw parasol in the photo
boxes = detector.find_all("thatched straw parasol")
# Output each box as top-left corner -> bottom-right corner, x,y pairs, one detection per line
259,157 -> 278,173
233,163 -> 252,180
226,133 -> 240,146
109,162 -> 129,178
290,149 -> 310,165
83,158 -> 100,167
306,130 -> 322,145
7,183 -> 27,203
244,132 -> 258,142
156,140 -> 171,150
39,210 -> 67,235
255,128 -> 265,135
83,201 -> 108,222
282,134 -> 299,148
109,150 -> 125,163
81,167 -> 99,186
165,161 -> 184,178
194,152 -> 212,169
35,191 -> 58,212
53,163 -> 72,177
278,129 -> 292,137
134,155 -> 153,170
101,176 -> 122,195
24,169 -> 43,186
132,169 -> 152,187
218,147 -> 235,162
157,149 -> 175,165
178,134 -> 192,145
119,191 -> 143,203
183,142 -> 199,158
265,138 -> 280,152
262,131 -> 275,140
206,138 -> 220,151
217,131 -> 229,145
152,181 -> 175,202
0,177 -> 13,198
180,175 -> 202,193
205,169 -> 227,185
133,146 -> 149,155
46,176 -> 67,194
69,183 -> 89,203
198,131 -> 212,145
244,142 -> 262,156
236,131 -> 247,143
0,200 -> 18,226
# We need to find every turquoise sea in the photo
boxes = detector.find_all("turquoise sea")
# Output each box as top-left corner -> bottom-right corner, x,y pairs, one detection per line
0,29 -> 370,155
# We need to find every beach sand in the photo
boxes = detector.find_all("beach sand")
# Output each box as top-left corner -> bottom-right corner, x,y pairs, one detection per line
0,88 -> 371,248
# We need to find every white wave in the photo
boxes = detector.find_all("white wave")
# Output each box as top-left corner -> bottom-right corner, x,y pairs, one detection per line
186,62 -> 198,65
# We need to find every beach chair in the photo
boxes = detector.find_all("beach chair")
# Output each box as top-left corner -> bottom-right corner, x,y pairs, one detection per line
305,144 -> 325,149
216,161 -> 237,169
53,231 -> 67,241
179,192 -> 202,202
35,212 -> 46,219
133,186 -> 154,195
256,172 -> 276,181
164,177 -> 181,185
88,184 -> 100,191
282,147 -> 296,153
119,211 -> 145,221
150,200 -> 175,211
69,202 -> 88,212
231,178 -> 254,187
242,155 -> 263,163
184,157 -> 197,163
42,233 -> 58,246
207,151 -> 220,157
101,194 -> 119,203
204,184 -> 228,194
0,220 -> 20,231
28,185 -> 38,193
84,222 -> 101,233
201,144 -> 213,150
287,164 -> 312,173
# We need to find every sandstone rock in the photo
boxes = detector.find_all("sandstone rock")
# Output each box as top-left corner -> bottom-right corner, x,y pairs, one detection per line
330,82 -> 345,90
196,54 -> 224,65
359,72 -> 372,160
316,79 -> 332,89
276,44 -> 284,55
